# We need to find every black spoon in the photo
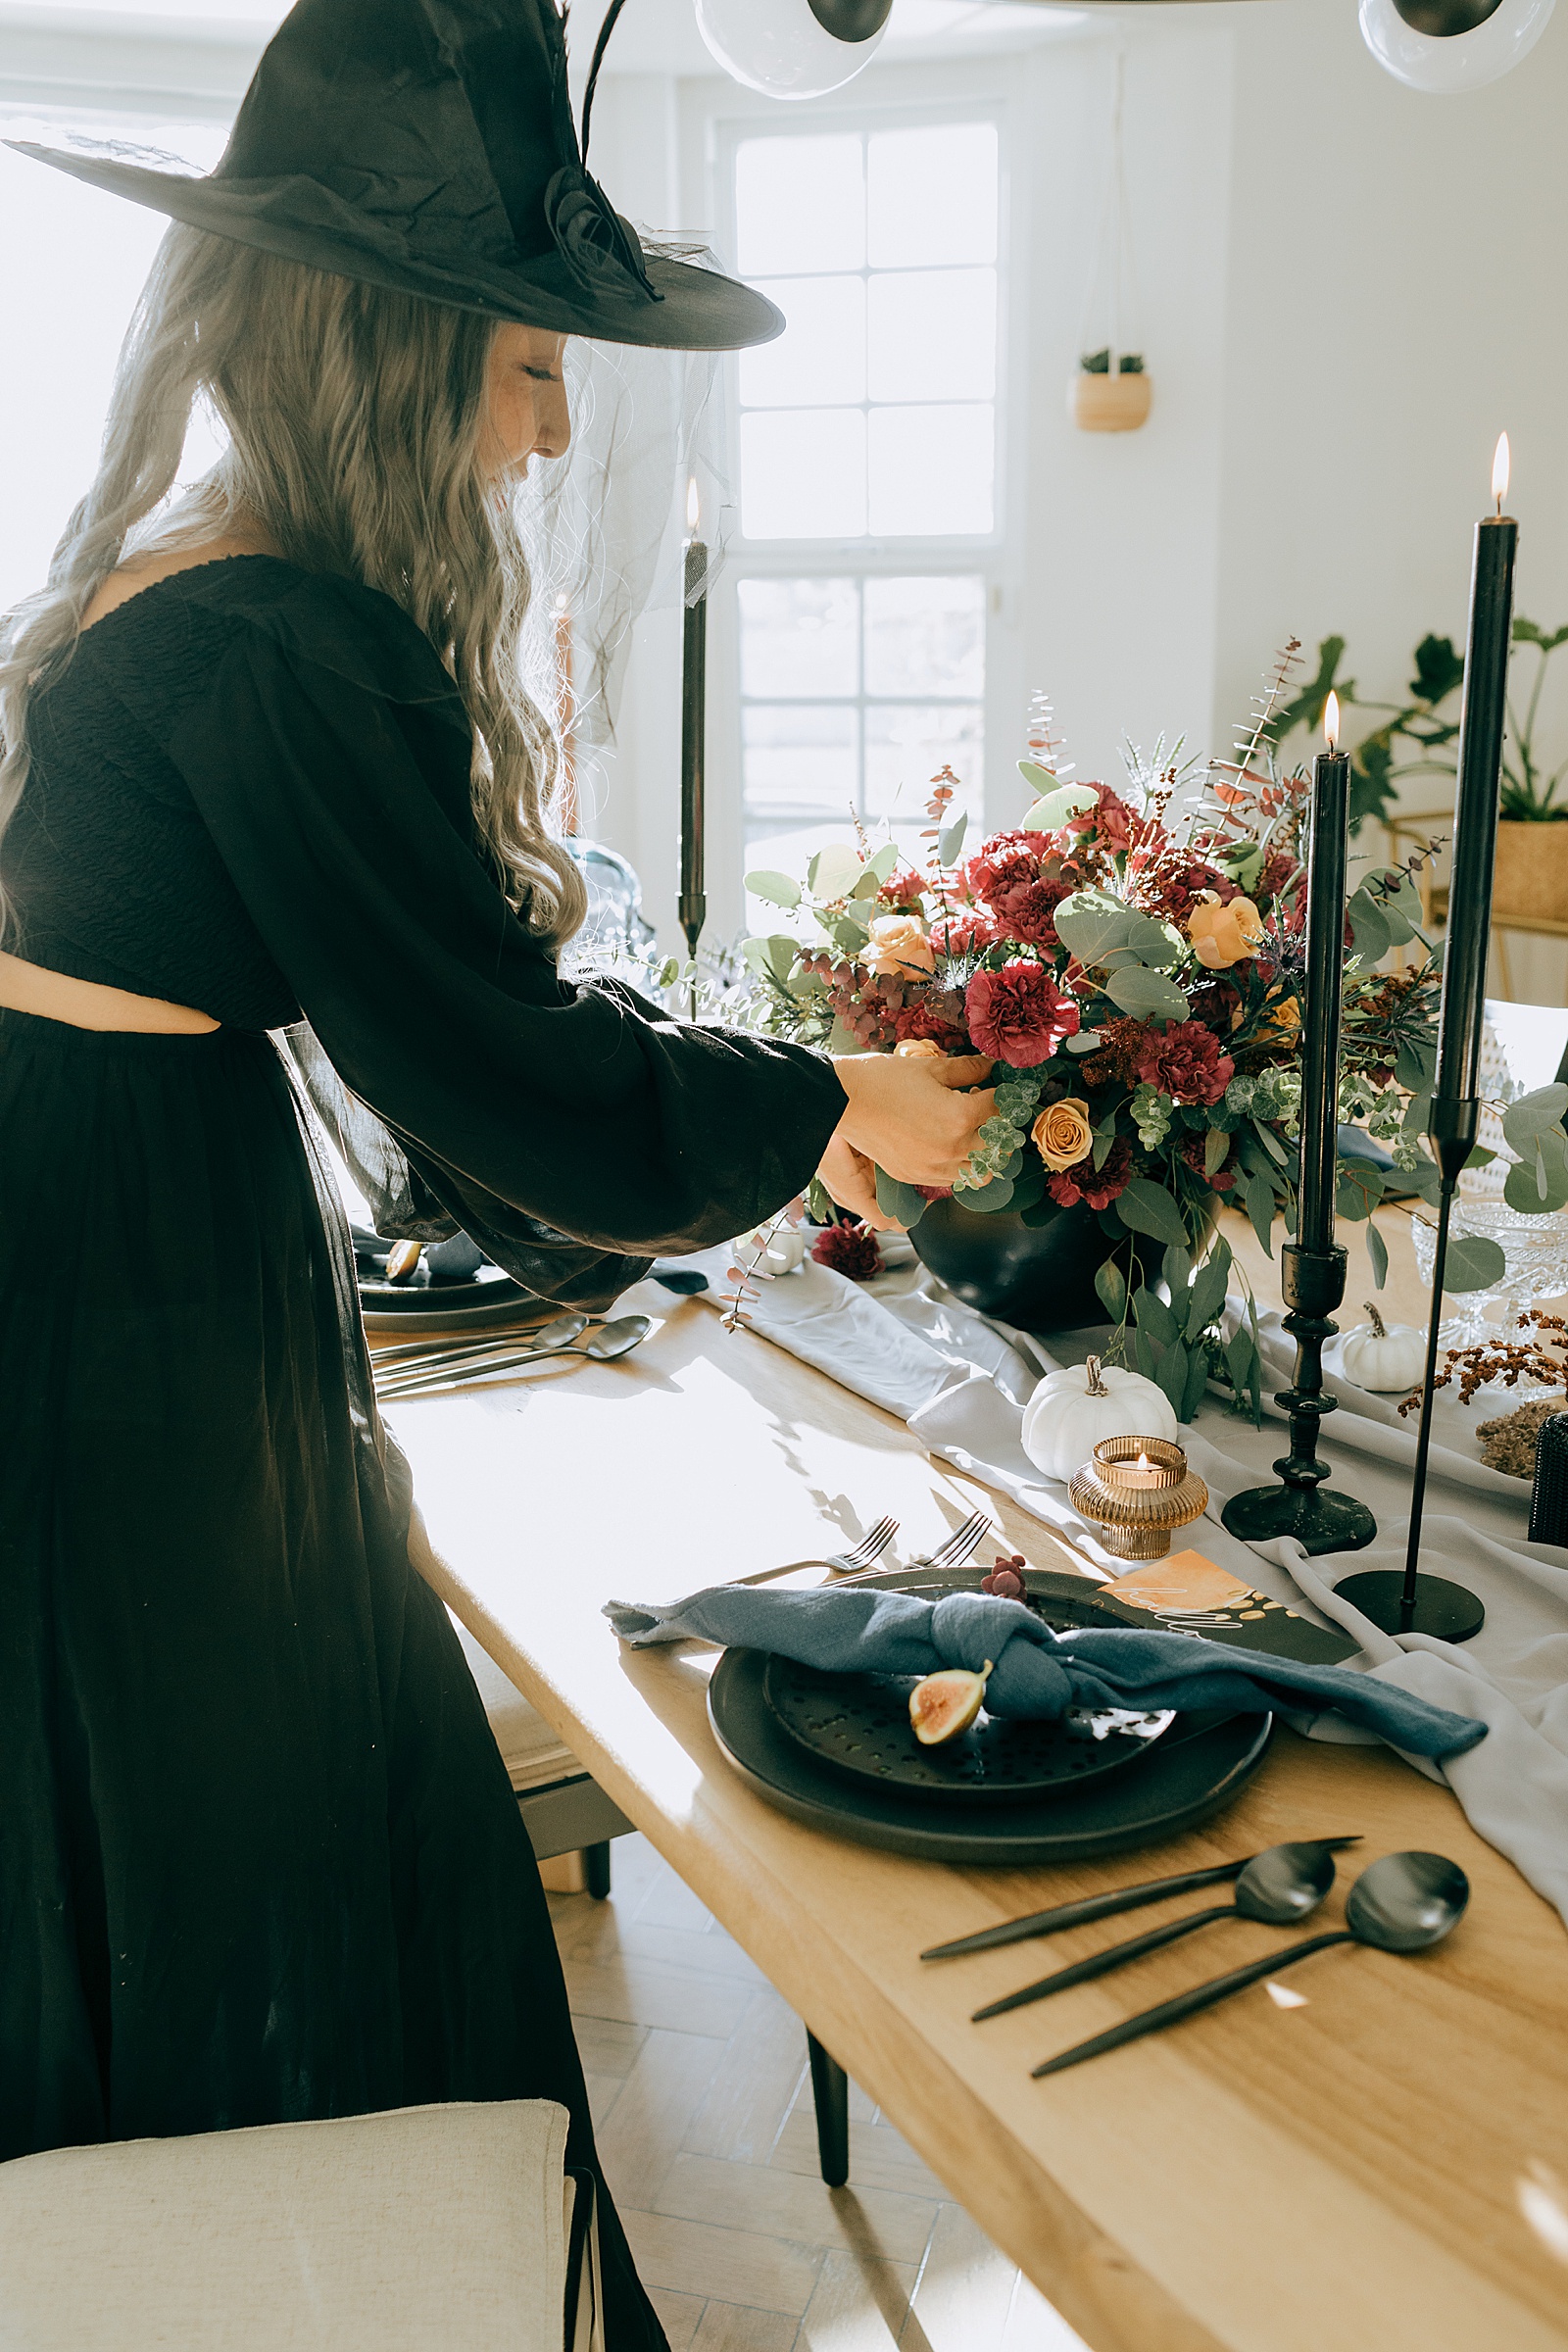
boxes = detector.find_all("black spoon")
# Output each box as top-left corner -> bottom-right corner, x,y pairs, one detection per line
973,1840 -> 1342,2022
1031,1851 -> 1470,2078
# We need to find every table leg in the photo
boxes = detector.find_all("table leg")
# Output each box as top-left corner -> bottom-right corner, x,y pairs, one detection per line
583,1842 -> 612,1901
807,2032 -> 850,2188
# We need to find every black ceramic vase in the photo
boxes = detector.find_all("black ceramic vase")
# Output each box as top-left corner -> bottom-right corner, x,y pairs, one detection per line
909,1194 -> 1118,1332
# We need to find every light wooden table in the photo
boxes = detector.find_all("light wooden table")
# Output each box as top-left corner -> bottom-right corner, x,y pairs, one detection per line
391,1289 -> 1568,2352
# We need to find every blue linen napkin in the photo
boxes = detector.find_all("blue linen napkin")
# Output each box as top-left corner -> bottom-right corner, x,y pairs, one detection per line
604,1585 -> 1488,1761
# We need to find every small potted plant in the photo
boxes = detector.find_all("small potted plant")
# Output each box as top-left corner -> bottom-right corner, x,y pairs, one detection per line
1070,346 -> 1152,434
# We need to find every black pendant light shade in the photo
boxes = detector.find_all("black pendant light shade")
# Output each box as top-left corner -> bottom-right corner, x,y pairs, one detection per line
808,0 -> 895,36
1393,0 -> 1504,26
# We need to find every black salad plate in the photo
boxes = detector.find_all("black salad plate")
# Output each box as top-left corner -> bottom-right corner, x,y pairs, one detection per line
359,1267 -> 536,1334
761,1659 -> 1172,1805
707,1567 -> 1272,1864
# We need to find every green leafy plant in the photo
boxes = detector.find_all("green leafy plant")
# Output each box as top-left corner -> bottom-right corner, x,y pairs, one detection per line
1270,619 -> 1568,832
1080,348 -> 1145,374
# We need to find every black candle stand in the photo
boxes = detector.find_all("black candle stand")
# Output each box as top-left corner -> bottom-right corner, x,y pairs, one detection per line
1336,1102 -> 1485,1643
1221,1242 -> 1378,1556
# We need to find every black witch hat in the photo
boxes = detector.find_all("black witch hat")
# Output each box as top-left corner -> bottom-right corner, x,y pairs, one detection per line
7,0 -> 781,352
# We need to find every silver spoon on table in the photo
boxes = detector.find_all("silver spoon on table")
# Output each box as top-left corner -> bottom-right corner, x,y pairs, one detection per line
1031,1851 -> 1469,2078
371,1312 -> 588,1371
376,1314 -> 652,1398
973,1841 -> 1343,2022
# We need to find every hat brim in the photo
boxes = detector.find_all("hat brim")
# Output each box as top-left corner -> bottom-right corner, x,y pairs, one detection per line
8,142 -> 783,353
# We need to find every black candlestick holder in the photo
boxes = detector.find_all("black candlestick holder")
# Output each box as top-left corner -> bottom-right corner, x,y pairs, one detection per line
1335,1100 -> 1486,1643
1221,1242 -> 1378,1555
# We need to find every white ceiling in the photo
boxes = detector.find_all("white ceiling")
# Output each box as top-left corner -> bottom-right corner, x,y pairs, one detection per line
0,0 -> 1092,66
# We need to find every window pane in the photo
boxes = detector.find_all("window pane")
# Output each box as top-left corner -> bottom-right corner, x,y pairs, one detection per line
867,123 -> 998,269
735,134 -> 865,276
864,576 -> 985,698
864,704 -> 983,821
741,410 -> 866,540
867,269 -> 996,405
867,406 -> 994,536
740,277 -> 866,410
744,704 -> 858,822
739,577 -> 860,699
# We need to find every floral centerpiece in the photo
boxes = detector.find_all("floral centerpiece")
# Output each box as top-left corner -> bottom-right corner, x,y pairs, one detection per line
741,660 -> 1568,1423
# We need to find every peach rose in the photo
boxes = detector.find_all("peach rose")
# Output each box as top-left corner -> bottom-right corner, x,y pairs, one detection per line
1031,1096 -> 1094,1173
862,913 -> 936,979
1258,993 -> 1300,1040
1188,893 -> 1264,969
895,1038 -> 943,1058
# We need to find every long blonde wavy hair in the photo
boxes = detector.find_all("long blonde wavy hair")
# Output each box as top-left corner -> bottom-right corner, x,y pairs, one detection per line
0,222 -> 585,946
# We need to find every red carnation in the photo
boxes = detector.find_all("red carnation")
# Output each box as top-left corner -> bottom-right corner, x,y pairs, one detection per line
1133,1020 -> 1234,1106
894,1000 -> 970,1053
1047,1137 -> 1131,1211
964,961 -> 1080,1068
1065,783 -> 1137,856
810,1221 -> 883,1282
930,906 -> 999,957
962,833 -> 1077,948
878,865 -> 927,911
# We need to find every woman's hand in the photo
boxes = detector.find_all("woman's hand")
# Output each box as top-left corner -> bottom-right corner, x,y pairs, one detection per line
819,1052 -> 997,1227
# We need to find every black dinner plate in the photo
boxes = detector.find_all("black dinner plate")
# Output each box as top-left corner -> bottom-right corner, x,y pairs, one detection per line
358,1266 -> 541,1334
707,1567 -> 1272,1864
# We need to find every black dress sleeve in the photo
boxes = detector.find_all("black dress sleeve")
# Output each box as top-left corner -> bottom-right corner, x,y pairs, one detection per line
166,575 -> 846,1304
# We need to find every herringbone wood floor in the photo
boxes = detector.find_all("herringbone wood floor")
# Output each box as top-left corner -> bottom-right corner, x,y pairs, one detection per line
549,1835 -> 1087,2352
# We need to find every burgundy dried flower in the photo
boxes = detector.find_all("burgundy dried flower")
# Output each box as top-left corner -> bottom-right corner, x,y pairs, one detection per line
1047,1136 -> 1132,1211
810,1221 -> 884,1282
964,960 -> 1080,1068
981,1553 -> 1028,1599
1133,1020 -> 1234,1107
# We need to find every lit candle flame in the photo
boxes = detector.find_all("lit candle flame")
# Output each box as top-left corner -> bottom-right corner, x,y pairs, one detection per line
1136,1450 -> 1152,1472
1493,431 -> 1511,512
686,474 -> 701,535
1325,691 -> 1341,752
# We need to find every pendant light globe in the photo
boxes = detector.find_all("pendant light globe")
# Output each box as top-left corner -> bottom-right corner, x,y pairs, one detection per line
695,0 -> 892,99
1358,0 -> 1555,90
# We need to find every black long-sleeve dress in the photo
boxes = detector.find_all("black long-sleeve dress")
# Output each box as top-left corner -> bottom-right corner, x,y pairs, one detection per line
0,554 -> 845,2348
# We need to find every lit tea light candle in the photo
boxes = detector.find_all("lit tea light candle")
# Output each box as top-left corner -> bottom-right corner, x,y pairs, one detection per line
1098,1438 -> 1186,1492
1068,1435 -> 1208,1560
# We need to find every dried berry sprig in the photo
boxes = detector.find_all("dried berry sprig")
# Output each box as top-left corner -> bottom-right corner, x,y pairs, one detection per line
720,1200 -> 805,1333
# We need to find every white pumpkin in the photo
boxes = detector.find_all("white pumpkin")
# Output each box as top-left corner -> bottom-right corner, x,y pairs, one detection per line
1021,1355 -> 1179,1482
1334,1302 -> 1426,1394
740,1222 -> 808,1276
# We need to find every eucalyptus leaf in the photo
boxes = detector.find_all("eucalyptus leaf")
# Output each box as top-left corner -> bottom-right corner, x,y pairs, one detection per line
1501,1084 -> 1568,1154
1203,1126 -> 1230,1176
1251,1118 -> 1288,1166
1155,1338 -> 1191,1416
938,812 -> 968,866
873,1167 -> 928,1228
1095,1258 -> 1128,1321
1053,892 -> 1182,973
1187,1257 -> 1229,1337
745,869 -> 802,909
1366,1219 -> 1390,1290
866,840 -> 902,885
1104,967 -> 1192,1022
1066,1030 -> 1103,1054
1442,1231 -> 1507,1294
1115,1178 -> 1191,1247
1181,1343 -> 1211,1423
808,843 -> 863,902
1244,1167 -> 1276,1257
1346,894 -> 1390,959
1504,1136 -> 1568,1214
1396,1037 -> 1437,1094
1403,1154 -> 1443,1206
1130,1327 -> 1158,1382
1225,1327 -> 1256,1394
953,1173 -> 1016,1213
1163,1241 -> 1194,1300
1020,783 -> 1099,831
1010,1163 -> 1047,1213
1132,1286 -> 1178,1351
1335,1159 -> 1385,1221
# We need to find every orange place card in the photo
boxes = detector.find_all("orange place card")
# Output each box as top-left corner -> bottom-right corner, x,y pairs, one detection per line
1109,1549 -> 1254,1613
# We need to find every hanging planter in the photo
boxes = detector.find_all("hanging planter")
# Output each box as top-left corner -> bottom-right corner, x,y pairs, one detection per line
1071,50 -> 1152,436
1070,351 -> 1152,434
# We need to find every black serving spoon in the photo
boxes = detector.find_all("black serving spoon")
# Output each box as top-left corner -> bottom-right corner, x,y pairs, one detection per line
1031,1851 -> 1470,2078
973,1840 -> 1342,2022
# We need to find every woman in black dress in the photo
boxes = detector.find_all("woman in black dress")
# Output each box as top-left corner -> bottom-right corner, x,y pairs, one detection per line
0,3 -> 992,2341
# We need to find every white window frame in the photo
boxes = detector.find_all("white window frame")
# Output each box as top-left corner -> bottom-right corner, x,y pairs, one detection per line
683,68 -> 1032,941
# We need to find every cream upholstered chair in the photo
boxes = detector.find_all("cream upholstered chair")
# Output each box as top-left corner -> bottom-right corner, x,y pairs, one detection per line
0,2100 -> 603,2351
454,1621 -> 632,1897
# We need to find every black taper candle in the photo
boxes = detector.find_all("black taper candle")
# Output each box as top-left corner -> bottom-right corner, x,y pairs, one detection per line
1337,436 -> 1514,1645
1220,695 -> 1375,1559
1298,718 -> 1350,1254
678,504 -> 709,1014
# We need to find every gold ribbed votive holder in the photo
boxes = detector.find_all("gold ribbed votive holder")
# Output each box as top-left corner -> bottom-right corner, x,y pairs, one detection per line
1068,1435 -> 1210,1561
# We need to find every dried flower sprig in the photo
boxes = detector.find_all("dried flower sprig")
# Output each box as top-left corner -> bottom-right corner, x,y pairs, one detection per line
720,1200 -> 806,1332
1396,1307 -> 1568,1413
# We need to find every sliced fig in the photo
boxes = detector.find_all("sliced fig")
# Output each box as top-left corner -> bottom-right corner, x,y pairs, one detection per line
908,1660 -> 993,1746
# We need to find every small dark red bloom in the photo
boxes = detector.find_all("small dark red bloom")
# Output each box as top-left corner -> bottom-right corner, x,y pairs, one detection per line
1133,1020 -> 1234,1107
1047,1137 -> 1132,1211
962,832 -> 1077,948
810,1221 -> 884,1282
964,960 -> 1080,1068
981,1552 -> 1028,1599
929,906 -> 999,956
1179,1131 -> 1238,1192
894,1000 -> 970,1053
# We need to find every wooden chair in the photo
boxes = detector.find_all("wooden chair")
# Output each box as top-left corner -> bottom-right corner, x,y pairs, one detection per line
454,1621 -> 633,1897
0,2100 -> 603,2350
